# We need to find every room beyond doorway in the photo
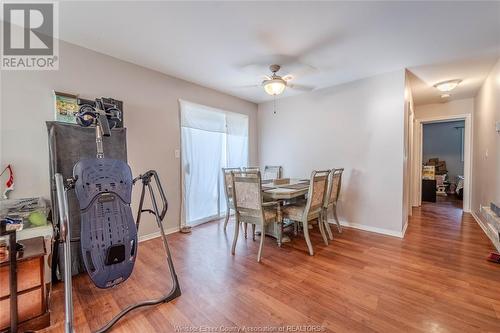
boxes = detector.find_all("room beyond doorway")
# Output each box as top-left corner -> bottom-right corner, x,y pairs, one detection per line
422,120 -> 465,209
413,113 -> 472,213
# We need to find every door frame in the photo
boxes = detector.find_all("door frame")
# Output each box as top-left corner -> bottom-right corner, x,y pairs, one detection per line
412,113 -> 472,212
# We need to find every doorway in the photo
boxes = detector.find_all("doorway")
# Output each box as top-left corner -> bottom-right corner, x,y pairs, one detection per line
413,114 -> 472,212
180,100 -> 249,226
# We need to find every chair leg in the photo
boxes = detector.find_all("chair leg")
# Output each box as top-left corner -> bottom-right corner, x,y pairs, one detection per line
318,215 -> 328,246
244,223 -> 248,239
324,208 -> 334,241
223,209 -> 230,232
257,226 -> 265,262
231,220 -> 240,255
302,220 -> 314,256
333,205 -> 342,233
252,224 -> 256,241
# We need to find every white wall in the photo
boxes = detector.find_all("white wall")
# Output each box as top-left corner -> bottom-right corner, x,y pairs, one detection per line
473,58 -> 500,214
414,99 -> 474,119
258,70 -> 407,236
0,41 -> 258,238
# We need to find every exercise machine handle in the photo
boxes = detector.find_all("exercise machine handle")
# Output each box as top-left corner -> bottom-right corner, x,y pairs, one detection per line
55,174 -> 69,242
133,170 -> 168,220
54,173 -> 74,333
98,113 -> 111,137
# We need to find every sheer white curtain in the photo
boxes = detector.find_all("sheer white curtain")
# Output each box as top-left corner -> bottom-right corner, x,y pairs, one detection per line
180,100 -> 248,226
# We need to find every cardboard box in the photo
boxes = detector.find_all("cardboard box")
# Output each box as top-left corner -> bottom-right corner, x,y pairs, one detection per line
422,165 -> 435,180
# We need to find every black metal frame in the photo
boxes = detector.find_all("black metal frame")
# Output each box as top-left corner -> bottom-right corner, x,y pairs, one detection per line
53,102 -> 181,332
55,169 -> 181,332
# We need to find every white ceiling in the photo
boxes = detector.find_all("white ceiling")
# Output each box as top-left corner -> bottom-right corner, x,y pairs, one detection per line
408,55 -> 499,105
57,1 -> 500,104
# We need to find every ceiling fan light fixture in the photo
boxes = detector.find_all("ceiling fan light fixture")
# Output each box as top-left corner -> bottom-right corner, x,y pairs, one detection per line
434,79 -> 462,92
263,78 -> 286,96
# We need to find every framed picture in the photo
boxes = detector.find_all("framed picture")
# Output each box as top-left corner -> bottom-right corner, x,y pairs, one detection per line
54,91 -> 79,124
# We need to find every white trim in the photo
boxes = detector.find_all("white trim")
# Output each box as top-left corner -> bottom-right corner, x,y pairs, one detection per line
138,226 -> 180,243
402,220 -> 409,237
471,210 -> 500,252
470,211 -> 491,242
413,113 -> 472,212
471,211 -> 483,226
327,219 -> 405,238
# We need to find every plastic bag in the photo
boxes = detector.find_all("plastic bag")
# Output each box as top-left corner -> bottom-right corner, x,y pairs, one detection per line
0,197 -> 50,230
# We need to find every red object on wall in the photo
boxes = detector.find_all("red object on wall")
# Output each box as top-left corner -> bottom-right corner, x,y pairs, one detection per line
0,165 -> 14,199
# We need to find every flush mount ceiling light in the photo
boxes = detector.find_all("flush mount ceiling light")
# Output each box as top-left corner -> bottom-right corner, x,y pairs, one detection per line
434,79 -> 462,92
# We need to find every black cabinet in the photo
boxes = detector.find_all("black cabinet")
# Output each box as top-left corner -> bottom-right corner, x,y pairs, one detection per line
422,179 -> 436,202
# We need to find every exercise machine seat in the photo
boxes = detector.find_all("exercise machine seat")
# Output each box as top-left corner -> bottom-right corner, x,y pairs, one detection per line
73,158 -> 137,288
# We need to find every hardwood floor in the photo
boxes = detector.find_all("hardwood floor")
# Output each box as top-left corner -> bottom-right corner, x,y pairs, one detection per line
44,202 -> 500,332
435,193 -> 463,209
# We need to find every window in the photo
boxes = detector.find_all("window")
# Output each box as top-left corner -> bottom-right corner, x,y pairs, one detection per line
180,100 -> 249,226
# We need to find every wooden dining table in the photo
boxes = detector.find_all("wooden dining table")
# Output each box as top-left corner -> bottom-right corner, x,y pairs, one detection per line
262,178 -> 310,200
260,178 -> 310,245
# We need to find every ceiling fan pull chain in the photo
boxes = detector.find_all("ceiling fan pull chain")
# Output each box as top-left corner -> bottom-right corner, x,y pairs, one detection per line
273,95 -> 277,115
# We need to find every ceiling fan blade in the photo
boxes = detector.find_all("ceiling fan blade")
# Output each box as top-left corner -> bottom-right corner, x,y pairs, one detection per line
282,74 -> 294,81
288,84 -> 315,91
234,84 -> 261,89
285,63 -> 318,78
240,63 -> 270,74
262,75 -> 271,80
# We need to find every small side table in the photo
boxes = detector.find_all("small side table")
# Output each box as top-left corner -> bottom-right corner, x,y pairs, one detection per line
0,237 -> 50,332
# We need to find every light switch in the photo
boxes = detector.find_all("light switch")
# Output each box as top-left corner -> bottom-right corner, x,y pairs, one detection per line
174,149 -> 180,159
485,149 -> 489,159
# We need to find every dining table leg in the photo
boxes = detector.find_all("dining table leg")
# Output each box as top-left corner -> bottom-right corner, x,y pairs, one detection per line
277,203 -> 282,247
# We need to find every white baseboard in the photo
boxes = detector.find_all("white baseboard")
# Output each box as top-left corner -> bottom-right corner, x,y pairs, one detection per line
138,226 -> 180,242
471,210 -> 489,237
402,221 -> 409,237
471,211 -> 483,227
327,219 -> 405,238
471,210 -> 500,252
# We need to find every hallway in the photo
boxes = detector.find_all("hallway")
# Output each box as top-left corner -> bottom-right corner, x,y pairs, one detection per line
46,202 -> 500,332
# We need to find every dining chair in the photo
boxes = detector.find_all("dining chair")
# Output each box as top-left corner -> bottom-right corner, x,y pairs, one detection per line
230,170 -> 280,262
263,165 -> 283,180
222,167 -> 242,232
242,166 -> 260,172
322,168 -> 344,240
282,170 -> 330,255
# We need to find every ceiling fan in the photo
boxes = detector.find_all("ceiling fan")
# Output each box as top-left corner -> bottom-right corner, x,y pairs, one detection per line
240,64 -> 315,96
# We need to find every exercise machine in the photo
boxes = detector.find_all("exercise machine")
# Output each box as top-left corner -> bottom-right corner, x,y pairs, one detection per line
55,100 -> 181,332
